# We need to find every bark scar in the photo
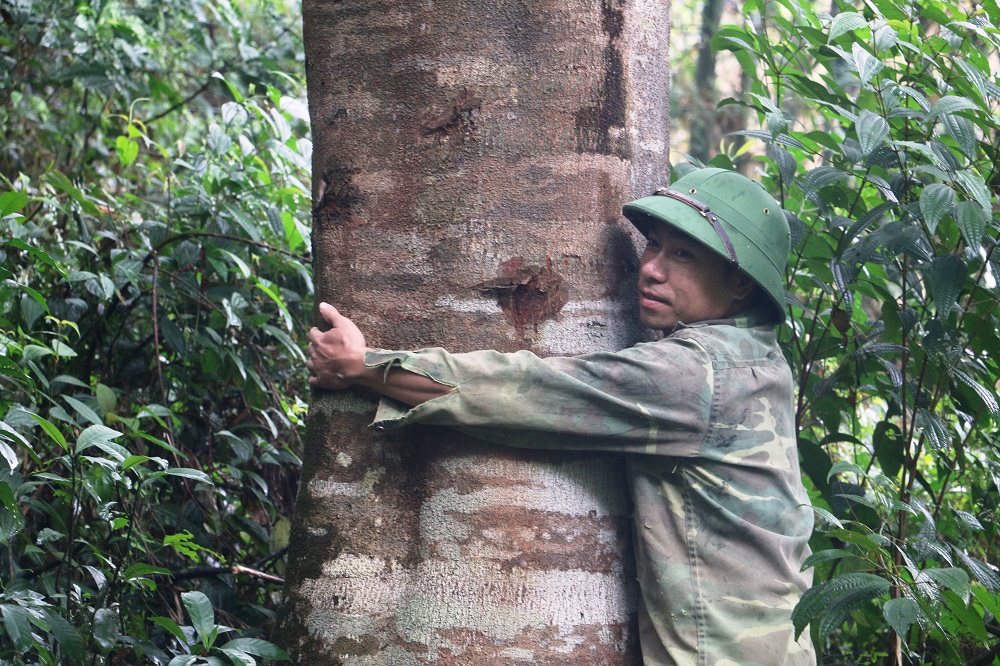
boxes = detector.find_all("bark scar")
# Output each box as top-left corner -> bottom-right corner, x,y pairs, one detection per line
420,88 -> 482,136
313,162 -> 363,226
475,257 -> 568,330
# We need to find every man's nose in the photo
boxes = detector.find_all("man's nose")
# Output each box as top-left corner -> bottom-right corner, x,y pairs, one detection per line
639,254 -> 667,282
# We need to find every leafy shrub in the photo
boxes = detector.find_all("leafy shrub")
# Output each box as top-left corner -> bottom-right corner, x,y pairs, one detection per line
0,0 -> 310,663
708,0 -> 1000,662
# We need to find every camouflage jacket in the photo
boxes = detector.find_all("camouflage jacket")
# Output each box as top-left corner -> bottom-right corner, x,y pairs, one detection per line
366,308 -> 816,666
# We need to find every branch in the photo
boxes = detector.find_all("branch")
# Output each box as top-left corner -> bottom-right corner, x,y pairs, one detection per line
143,230 -> 309,266
158,564 -> 284,585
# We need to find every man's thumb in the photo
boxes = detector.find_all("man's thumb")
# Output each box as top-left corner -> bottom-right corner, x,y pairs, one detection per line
318,302 -> 341,325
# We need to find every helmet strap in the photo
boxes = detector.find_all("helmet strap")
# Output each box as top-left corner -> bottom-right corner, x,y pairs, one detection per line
653,188 -> 739,268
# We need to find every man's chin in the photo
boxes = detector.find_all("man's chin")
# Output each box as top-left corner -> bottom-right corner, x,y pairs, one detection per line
639,312 -> 677,332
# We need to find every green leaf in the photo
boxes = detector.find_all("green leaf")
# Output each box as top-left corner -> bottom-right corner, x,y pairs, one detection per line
122,455 -> 151,471
851,42 -> 884,85
924,567 -> 971,599
954,58 -> 991,104
818,583 -> 890,644
75,424 -> 123,456
873,421 -> 904,478
803,166 -> 850,192
972,586 -> 1000,619
51,374 -> 89,390
953,509 -> 984,532
282,210 -> 306,253
123,562 -> 171,580
940,113 -> 977,157
0,439 -> 17,473
898,86 -> 930,112
942,589 -> 988,640
828,461 -> 865,481
926,254 -> 966,317
28,413 -> 68,451
792,573 -> 890,639
254,281 -> 293,331
213,72 -> 245,103
873,22 -> 898,52
856,109 -> 889,156
954,170 -> 991,213
1,604 -> 34,651
159,316 -> 187,355
801,548 -> 853,570
929,96 -> 979,117
955,200 -> 987,248
828,12 -> 868,41
954,551 -> 1000,592
151,616 -> 188,645
221,637 -> 291,660
181,591 -> 217,649
63,395 -> 103,427
219,649 -> 256,666
4,239 -> 64,276
96,383 -> 117,415
115,136 -> 140,167
93,607 -> 118,651
915,409 -> 950,451
0,191 -> 28,217
39,608 -> 86,659
883,597 -> 920,640
952,368 -> 999,415
150,467 -> 213,484
918,183 -> 955,234
852,341 -> 906,358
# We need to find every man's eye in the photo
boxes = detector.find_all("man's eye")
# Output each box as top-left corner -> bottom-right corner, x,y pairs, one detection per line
674,248 -> 693,259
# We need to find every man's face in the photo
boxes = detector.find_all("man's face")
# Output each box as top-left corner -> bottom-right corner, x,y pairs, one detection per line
637,223 -> 753,331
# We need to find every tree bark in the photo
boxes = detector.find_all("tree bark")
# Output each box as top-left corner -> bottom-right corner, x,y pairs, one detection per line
279,1 -> 670,663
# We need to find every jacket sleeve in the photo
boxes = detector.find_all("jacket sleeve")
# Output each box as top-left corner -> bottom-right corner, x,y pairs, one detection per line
365,339 -> 713,457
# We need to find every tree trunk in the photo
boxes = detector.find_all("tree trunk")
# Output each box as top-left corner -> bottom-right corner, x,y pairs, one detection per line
688,0 -> 723,162
279,1 -> 670,663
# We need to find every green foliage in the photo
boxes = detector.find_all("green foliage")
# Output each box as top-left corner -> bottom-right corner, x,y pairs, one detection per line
0,0 -> 310,663
709,0 -> 1000,661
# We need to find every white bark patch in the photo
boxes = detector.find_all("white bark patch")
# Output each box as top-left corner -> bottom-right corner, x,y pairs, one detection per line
436,453 -> 629,518
434,294 -> 503,315
538,307 -> 642,355
308,468 -> 385,498
301,560 -> 633,653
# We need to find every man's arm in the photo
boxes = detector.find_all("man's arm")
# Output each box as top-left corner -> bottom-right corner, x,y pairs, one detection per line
307,302 -> 453,406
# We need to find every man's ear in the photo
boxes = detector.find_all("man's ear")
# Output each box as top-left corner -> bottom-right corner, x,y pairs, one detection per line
729,271 -> 757,300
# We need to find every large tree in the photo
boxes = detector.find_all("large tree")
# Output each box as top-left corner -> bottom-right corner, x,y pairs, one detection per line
279,1 -> 671,663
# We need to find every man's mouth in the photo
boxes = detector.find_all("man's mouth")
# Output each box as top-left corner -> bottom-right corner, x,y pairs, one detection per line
639,291 -> 670,308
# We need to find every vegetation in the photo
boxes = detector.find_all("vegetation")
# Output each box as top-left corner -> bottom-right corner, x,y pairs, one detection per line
0,0 -> 310,663
703,0 -> 1000,661
3,0 -> 1000,663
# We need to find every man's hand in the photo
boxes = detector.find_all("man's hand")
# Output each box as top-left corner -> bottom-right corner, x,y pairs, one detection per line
307,302 -> 369,390
306,302 -> 454,405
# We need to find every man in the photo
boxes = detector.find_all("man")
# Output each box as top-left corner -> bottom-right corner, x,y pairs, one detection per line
307,167 -> 817,665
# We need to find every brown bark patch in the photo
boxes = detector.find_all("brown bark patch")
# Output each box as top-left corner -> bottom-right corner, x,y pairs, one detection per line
475,257 -> 569,330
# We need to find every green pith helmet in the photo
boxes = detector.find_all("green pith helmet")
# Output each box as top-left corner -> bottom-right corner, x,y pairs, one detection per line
622,167 -> 791,323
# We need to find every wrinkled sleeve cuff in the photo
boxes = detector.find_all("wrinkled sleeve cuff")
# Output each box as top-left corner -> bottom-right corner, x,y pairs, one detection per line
364,349 -> 458,432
